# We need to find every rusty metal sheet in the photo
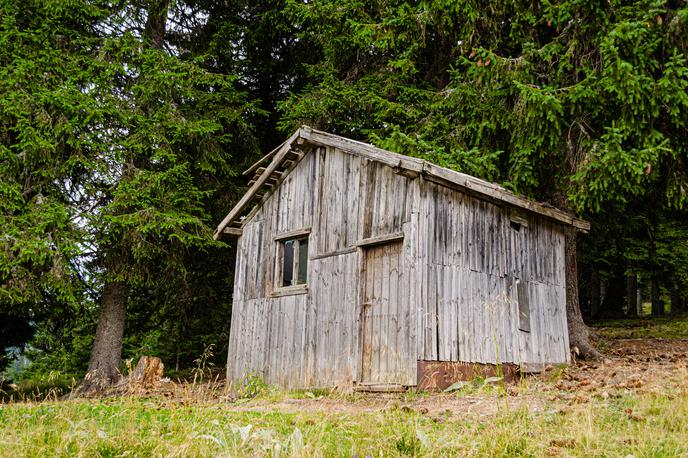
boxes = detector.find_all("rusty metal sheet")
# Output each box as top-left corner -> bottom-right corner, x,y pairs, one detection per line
416,360 -> 519,391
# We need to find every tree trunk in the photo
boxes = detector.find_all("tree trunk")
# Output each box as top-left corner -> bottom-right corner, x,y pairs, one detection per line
651,274 -> 663,317
638,287 -> 643,316
578,267 -> 591,318
669,276 -> 684,315
600,271 -> 626,318
564,229 -> 601,360
590,270 -> 601,319
79,280 -> 128,393
75,0 -> 169,396
143,0 -> 169,50
626,273 -> 638,317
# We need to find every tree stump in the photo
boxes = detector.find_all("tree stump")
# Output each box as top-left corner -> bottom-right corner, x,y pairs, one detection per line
126,356 -> 164,388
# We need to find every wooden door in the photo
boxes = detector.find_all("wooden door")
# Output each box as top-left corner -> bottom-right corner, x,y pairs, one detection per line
360,240 -> 411,385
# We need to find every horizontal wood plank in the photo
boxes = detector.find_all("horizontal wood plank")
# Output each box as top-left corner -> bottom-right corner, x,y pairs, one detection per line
356,232 -> 404,247
222,227 -> 243,237
269,284 -> 308,298
274,227 -> 311,241
310,246 -> 357,261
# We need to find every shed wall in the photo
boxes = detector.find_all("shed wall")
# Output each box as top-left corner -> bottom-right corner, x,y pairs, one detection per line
414,181 -> 570,367
228,146 -> 417,389
227,145 -> 571,390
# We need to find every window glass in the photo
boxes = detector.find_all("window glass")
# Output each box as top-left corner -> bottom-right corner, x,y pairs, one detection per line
297,238 -> 308,284
282,240 -> 295,286
279,236 -> 309,288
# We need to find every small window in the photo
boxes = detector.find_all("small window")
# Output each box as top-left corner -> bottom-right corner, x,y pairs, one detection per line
517,280 -> 531,333
279,237 -> 308,287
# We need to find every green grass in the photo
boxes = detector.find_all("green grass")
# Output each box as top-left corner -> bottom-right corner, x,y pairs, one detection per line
3,317 -> 687,456
592,315 -> 688,340
0,373 -> 79,403
1,381 -> 687,457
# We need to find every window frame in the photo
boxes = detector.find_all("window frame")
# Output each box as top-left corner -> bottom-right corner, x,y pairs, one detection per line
272,227 -> 310,297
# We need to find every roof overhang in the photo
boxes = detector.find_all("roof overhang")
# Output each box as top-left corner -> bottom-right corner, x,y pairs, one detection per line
214,126 -> 590,239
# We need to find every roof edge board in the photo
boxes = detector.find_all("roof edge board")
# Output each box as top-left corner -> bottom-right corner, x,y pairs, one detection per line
419,160 -> 590,231
242,136 -> 292,177
213,129 -> 301,239
215,126 -> 590,239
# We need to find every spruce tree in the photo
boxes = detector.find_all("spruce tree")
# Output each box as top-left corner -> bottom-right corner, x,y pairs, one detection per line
1,0 -> 259,387
279,0 -> 688,357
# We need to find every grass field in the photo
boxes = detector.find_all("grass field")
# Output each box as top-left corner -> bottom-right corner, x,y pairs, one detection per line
592,315 -> 688,339
1,319 -> 687,457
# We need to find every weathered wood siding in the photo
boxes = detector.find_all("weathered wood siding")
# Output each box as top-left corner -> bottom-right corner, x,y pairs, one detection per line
227,145 -> 570,390
228,146 -> 417,389
414,181 -> 570,367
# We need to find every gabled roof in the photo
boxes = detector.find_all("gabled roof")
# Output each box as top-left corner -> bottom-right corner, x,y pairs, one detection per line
214,126 -> 590,239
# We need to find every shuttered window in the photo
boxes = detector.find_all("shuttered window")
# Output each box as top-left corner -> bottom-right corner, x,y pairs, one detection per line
517,280 -> 531,333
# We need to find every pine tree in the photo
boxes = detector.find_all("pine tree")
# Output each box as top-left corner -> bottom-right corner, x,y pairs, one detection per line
1,0 -> 259,388
79,0 -> 258,390
0,0 -> 105,366
279,0 -> 688,357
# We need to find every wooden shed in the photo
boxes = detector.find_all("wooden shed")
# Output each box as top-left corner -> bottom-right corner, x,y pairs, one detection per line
215,127 -> 590,391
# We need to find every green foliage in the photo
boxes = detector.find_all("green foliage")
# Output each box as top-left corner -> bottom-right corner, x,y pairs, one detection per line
0,0 -> 260,376
280,0 -> 688,316
281,0 -> 688,206
593,316 -> 688,339
0,370 -> 77,402
0,0 -> 107,365
236,373 -> 271,400
190,0 -> 318,150
3,0 -> 688,379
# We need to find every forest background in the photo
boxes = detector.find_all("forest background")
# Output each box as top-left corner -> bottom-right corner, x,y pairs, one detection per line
1,0 -> 687,388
